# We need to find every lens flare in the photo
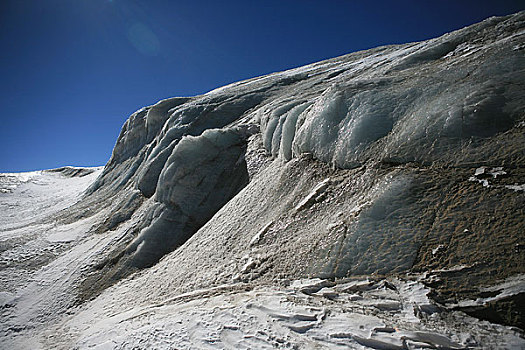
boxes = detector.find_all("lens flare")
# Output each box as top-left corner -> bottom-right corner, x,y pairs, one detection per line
127,22 -> 160,56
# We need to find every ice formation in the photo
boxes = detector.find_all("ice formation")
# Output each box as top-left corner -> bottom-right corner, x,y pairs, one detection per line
1,12 -> 524,349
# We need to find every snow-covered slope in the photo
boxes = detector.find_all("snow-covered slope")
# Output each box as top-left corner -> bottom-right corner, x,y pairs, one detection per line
1,12 -> 525,349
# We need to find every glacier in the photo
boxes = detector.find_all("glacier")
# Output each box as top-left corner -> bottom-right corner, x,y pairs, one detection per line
1,12 -> 524,349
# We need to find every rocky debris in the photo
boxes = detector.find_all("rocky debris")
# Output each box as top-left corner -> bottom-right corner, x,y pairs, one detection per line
44,166 -> 99,178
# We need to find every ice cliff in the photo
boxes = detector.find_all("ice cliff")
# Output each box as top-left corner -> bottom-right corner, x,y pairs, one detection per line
84,11 -> 524,286
1,11 -> 524,349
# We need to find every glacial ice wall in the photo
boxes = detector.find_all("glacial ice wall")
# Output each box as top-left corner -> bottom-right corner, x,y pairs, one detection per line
3,14 -> 525,350
111,126 -> 254,271
82,12 -> 524,290
101,12 -> 524,194
260,46 -> 523,167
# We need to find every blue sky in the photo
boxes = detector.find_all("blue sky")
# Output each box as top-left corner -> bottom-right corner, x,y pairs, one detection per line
0,0 -> 523,172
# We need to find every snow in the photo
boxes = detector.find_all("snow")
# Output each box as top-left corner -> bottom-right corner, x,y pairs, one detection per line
0,167 -> 105,347
249,221 -> 273,247
42,277 -> 524,349
294,178 -> 331,212
1,158 -> 517,348
506,183 -> 525,191
0,167 -> 102,231
432,245 -> 445,255
468,166 -> 524,191
0,170 -> 41,193
474,166 -> 507,178
1,11 -> 525,350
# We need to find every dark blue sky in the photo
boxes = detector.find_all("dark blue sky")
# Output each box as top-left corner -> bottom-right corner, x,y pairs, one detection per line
1,0 -> 523,172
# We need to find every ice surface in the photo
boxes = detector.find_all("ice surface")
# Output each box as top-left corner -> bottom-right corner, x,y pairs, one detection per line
1,11 -> 525,350
506,183 -> 525,191
278,102 -> 311,160
0,170 -> 41,193
43,278 -> 524,349
293,85 -> 350,164
0,168 -> 104,344
117,127 -> 253,269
